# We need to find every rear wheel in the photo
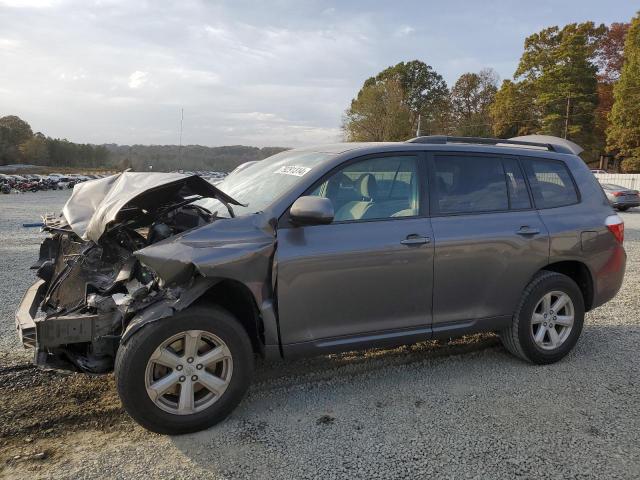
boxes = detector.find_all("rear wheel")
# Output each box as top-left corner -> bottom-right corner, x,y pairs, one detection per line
115,305 -> 254,434
500,271 -> 584,364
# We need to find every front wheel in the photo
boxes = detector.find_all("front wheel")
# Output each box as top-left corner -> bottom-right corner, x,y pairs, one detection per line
115,305 -> 254,434
500,271 -> 585,364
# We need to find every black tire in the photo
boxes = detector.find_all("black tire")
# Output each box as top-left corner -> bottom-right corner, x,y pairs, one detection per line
500,271 -> 585,365
616,206 -> 629,212
115,304 -> 254,435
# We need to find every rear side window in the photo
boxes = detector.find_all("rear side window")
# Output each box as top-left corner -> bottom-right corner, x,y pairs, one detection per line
523,159 -> 578,209
503,158 -> 531,209
432,155 -> 508,214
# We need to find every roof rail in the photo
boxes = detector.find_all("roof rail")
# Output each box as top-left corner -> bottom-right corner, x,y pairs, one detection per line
405,135 -> 573,154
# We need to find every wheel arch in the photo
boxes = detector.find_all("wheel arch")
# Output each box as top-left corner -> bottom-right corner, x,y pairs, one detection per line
540,260 -> 594,311
120,277 -> 266,357
197,279 -> 265,357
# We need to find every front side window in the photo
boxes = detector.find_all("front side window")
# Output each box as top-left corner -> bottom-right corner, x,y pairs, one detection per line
309,155 -> 420,222
432,155 -> 508,214
523,159 -> 578,209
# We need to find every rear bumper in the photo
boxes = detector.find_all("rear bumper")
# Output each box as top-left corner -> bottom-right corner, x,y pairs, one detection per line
591,243 -> 626,310
611,197 -> 640,207
15,279 -> 47,348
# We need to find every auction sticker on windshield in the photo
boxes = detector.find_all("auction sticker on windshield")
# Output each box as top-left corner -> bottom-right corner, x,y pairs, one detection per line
274,165 -> 311,177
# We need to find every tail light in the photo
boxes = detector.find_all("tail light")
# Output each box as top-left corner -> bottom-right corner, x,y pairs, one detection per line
605,214 -> 624,244
612,191 -> 624,197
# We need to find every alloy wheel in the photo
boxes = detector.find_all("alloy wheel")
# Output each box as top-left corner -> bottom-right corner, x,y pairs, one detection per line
144,330 -> 233,415
530,291 -> 575,351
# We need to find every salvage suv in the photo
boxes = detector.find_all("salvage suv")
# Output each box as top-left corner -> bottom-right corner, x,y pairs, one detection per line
16,135 -> 626,434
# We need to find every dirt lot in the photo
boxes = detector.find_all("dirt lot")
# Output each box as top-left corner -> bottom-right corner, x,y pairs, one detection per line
1,190 -> 639,479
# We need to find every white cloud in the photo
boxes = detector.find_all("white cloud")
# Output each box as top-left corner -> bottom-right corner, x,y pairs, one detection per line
395,25 -> 415,37
0,38 -> 20,49
58,69 -> 87,81
232,112 -> 282,122
127,71 -> 148,89
0,0 -> 60,7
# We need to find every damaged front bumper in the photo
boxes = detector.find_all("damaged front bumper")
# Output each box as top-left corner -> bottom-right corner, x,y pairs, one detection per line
16,275 -> 215,373
15,171 -> 275,373
13,172 -> 244,373
16,278 -> 120,372
15,279 -> 45,348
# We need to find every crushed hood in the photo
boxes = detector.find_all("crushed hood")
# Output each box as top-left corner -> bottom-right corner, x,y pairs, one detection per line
134,214 -> 276,302
62,172 -> 242,242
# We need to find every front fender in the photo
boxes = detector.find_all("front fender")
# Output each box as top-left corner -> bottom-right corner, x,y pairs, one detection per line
120,277 -> 218,344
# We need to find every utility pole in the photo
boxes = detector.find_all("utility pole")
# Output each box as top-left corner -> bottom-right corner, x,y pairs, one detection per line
563,95 -> 571,139
416,114 -> 421,137
178,107 -> 184,168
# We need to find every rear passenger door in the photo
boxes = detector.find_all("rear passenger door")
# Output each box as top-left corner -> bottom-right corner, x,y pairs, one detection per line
428,153 -> 549,326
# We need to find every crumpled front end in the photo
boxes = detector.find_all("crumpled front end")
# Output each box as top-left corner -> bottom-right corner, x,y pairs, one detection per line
15,172 -> 273,374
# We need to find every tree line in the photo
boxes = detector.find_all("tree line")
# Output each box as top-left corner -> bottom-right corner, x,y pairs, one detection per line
343,13 -> 640,173
0,115 -> 287,172
106,144 -> 287,172
0,116 -> 110,169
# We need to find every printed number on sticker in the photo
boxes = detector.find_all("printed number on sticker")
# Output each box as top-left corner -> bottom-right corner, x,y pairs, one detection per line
275,165 -> 311,177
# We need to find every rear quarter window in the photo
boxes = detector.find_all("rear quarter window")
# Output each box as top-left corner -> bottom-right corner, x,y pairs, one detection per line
522,158 -> 578,209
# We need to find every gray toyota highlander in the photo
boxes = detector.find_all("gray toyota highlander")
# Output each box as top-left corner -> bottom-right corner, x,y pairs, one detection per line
15,135 -> 626,434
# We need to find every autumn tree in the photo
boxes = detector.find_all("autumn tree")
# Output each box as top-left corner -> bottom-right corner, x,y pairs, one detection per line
0,115 -> 33,164
607,12 -> 640,170
0,115 -> 33,146
593,22 -> 630,155
0,126 -> 18,165
450,68 -> 499,136
343,60 -> 450,141
343,77 -> 412,141
515,22 -> 606,154
597,22 -> 630,84
490,80 -> 538,138
20,132 -> 50,165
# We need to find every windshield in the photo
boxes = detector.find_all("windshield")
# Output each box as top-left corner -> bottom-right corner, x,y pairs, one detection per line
199,150 -> 335,217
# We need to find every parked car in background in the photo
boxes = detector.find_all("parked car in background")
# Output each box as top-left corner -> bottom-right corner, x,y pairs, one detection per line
16,135 -> 626,434
591,169 -> 608,174
601,183 -> 640,211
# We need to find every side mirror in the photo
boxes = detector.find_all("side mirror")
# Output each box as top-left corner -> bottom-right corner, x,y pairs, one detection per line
289,196 -> 334,226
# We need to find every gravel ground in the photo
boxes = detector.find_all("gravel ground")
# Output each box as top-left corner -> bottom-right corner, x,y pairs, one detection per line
1,190 -> 639,479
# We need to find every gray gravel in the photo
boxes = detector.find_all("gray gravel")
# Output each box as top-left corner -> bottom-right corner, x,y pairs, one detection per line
1,191 -> 639,479
0,191 -> 69,361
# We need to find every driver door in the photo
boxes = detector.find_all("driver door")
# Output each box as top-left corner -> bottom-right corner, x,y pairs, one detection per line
275,153 -> 434,355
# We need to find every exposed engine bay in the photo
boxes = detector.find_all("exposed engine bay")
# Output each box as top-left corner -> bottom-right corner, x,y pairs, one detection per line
16,172 -> 257,373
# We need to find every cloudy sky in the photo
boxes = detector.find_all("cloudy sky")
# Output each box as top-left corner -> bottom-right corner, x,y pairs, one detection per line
0,1 -> 636,147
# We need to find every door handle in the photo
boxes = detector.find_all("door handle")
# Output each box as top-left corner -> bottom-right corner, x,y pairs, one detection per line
401,235 -> 430,245
516,226 -> 540,235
